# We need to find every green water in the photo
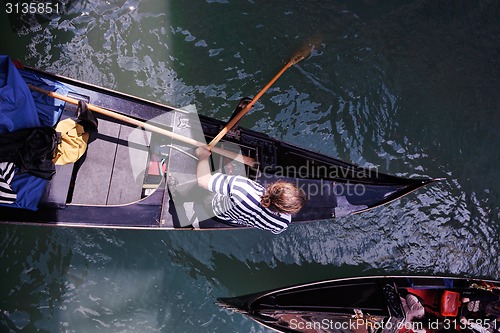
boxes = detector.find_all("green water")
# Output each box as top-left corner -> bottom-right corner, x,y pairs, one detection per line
1,1 -> 499,332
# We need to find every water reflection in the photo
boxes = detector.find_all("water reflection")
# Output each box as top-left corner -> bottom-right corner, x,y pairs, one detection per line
0,226 -> 72,331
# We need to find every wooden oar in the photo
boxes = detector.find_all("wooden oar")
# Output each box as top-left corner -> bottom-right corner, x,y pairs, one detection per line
28,84 -> 256,167
207,46 -> 312,149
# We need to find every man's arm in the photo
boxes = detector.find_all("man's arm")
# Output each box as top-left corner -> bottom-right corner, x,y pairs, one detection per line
196,146 -> 212,189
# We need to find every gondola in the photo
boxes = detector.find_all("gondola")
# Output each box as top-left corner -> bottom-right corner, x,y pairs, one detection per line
218,275 -> 500,333
0,56 -> 439,230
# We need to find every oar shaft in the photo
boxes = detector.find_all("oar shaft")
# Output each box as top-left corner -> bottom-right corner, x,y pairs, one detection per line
208,60 -> 295,149
28,84 -> 256,166
207,46 -> 311,149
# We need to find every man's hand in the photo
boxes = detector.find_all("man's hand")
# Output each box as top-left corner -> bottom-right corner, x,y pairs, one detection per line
196,145 -> 211,160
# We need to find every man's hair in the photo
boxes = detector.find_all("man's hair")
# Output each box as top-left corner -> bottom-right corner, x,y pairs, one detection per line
260,180 -> 306,215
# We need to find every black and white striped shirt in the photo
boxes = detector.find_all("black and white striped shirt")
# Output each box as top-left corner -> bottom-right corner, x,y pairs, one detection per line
0,162 -> 16,204
208,172 -> 291,234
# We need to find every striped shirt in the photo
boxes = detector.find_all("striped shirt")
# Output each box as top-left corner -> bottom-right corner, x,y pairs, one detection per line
208,172 -> 291,234
0,162 -> 17,204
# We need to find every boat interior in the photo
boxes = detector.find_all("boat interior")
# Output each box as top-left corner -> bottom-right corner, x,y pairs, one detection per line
33,91 -> 345,226
0,66 -> 429,229
34,102 -> 246,227
397,278 -> 500,325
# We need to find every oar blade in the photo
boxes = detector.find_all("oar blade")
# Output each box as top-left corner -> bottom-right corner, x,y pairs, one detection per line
290,36 -> 323,65
290,46 -> 312,65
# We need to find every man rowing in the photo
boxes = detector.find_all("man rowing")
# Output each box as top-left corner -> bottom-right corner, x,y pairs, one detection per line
196,145 -> 306,234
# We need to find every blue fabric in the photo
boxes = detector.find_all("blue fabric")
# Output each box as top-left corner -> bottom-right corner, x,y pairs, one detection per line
19,69 -> 67,126
0,55 -> 40,134
7,172 -> 47,211
0,55 -> 56,210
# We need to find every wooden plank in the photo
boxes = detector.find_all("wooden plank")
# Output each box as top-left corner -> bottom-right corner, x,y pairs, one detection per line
107,124 -> 151,205
71,117 -> 120,205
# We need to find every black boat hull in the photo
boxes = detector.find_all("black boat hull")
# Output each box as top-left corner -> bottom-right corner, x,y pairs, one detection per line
218,275 -> 500,333
0,64 -> 439,230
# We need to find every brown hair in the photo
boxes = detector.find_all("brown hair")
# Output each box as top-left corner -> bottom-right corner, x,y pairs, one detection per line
260,180 -> 306,215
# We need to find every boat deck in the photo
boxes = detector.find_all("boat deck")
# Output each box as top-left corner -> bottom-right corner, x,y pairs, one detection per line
71,116 -> 147,205
37,89 -> 158,208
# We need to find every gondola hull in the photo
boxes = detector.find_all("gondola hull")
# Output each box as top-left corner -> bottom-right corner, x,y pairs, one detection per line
0,61 -> 439,230
218,275 -> 500,333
